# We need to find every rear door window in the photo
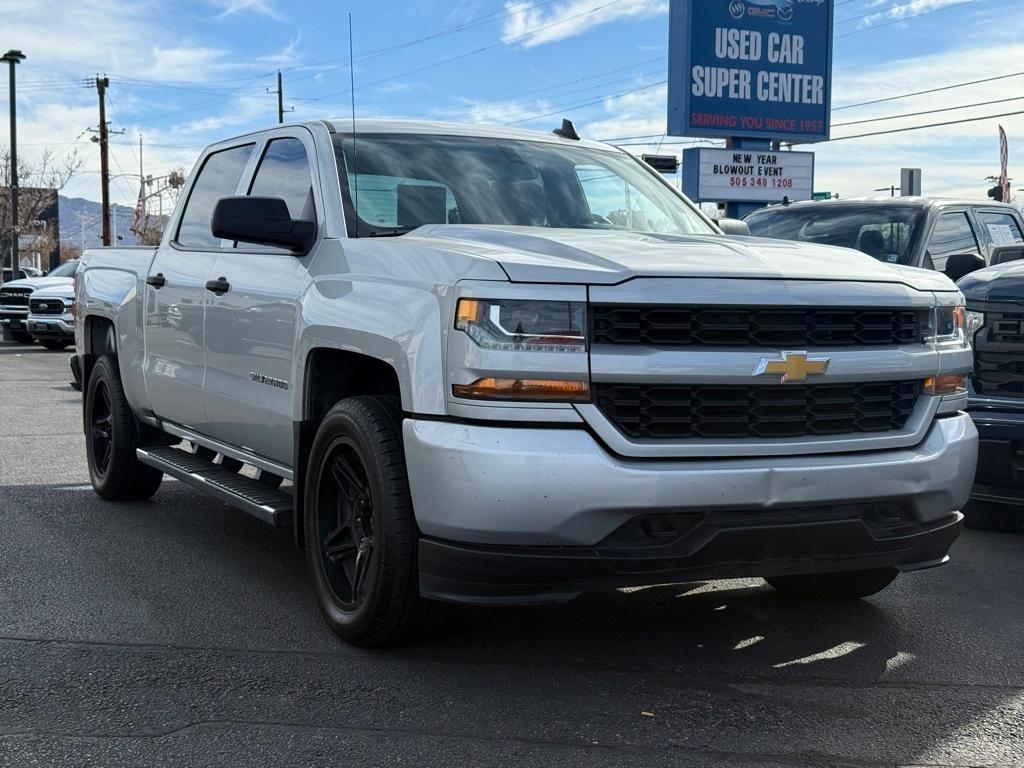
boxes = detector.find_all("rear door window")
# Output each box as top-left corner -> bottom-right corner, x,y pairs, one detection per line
926,212 -> 980,271
977,211 -> 1024,246
175,144 -> 254,248
248,137 -> 316,222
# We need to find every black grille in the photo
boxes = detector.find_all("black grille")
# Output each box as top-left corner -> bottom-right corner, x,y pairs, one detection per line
974,351 -> 1024,398
0,288 -> 32,308
594,380 -> 919,439
988,312 -> 1024,345
591,305 -> 925,347
29,298 -> 66,315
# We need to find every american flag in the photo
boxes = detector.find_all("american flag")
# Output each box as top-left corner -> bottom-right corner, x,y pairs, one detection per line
999,124 -> 1011,204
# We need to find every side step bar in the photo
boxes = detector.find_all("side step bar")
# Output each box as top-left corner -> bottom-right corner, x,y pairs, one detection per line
137,446 -> 293,527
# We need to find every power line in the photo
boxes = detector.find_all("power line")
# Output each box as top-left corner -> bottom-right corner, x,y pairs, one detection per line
293,0 -> 629,104
504,79 -> 667,125
836,0 -> 978,38
826,107 -> 1024,143
833,94 -> 1024,128
834,69 -> 1024,112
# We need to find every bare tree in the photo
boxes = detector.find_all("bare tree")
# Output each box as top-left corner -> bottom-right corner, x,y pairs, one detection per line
0,146 -> 82,268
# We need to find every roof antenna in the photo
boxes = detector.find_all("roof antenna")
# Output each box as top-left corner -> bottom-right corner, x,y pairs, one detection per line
552,118 -> 580,141
349,13 -> 359,223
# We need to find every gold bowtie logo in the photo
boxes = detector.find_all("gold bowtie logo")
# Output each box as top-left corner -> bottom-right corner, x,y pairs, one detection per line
756,352 -> 830,383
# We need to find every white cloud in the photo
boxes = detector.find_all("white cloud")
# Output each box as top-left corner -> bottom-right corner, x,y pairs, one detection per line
856,0 -> 971,30
210,0 -> 283,21
501,0 -> 668,48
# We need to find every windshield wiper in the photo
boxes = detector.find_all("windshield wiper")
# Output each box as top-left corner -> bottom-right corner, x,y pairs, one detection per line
366,227 -> 414,238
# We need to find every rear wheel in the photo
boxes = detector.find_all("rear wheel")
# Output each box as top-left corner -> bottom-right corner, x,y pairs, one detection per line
964,500 -> 1024,533
766,567 -> 899,601
304,395 -> 436,648
85,355 -> 163,500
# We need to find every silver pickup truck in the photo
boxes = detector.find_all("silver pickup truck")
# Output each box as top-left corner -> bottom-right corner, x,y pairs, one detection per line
76,119 -> 978,647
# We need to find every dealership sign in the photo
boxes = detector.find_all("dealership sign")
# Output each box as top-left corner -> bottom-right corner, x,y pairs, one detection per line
668,0 -> 834,142
682,148 -> 814,203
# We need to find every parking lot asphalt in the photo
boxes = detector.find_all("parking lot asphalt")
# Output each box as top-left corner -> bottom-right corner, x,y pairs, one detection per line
0,340 -> 1022,767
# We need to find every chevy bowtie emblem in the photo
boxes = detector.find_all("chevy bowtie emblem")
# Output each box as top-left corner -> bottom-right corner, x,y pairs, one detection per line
755,351 -> 830,383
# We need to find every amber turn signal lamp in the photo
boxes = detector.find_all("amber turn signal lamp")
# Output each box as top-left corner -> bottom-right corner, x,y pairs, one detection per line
452,378 -> 590,402
455,299 -> 482,326
923,374 -> 967,396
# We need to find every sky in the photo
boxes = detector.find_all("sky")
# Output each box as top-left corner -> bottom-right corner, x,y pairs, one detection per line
0,0 -> 1017,211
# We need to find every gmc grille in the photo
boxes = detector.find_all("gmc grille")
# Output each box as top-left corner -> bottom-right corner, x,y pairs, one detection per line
591,305 -> 925,347
29,298 -> 66,315
594,380 -> 919,440
973,351 -> 1024,398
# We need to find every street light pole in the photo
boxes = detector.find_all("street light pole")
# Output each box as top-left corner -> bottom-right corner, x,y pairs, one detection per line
2,49 -> 26,284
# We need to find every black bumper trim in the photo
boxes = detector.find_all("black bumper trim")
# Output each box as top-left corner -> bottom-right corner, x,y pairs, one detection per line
418,511 -> 964,605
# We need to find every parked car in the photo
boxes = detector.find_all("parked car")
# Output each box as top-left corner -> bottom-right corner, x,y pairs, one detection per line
745,198 -> 1024,282
27,283 -> 75,350
76,120 -> 976,647
958,251 -> 1024,532
0,260 -> 80,343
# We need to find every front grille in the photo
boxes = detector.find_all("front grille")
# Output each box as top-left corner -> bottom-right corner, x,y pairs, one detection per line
29,298 -> 66,315
591,305 -> 925,347
0,288 -> 32,308
988,312 -> 1024,345
594,380 -> 919,439
974,351 -> 1024,398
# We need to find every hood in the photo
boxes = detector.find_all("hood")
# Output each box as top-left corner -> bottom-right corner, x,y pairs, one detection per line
0,276 -> 74,293
28,283 -> 75,300
409,226 -> 954,291
958,260 -> 1024,305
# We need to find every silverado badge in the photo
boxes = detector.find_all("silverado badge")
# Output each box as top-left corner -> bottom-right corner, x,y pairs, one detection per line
755,351 -> 830,384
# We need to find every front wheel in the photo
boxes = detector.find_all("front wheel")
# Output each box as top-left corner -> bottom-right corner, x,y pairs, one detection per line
304,395 -> 436,648
10,330 -> 32,344
766,567 -> 899,601
85,355 -> 163,500
964,500 -> 1024,533
41,339 -> 70,351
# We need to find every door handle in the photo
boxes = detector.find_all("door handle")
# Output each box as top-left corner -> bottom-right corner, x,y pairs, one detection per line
205,277 -> 230,295
146,273 -> 166,288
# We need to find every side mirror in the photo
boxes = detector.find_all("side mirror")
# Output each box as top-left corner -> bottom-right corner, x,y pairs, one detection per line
211,196 -> 316,255
718,218 -> 751,237
992,245 -> 1024,265
944,253 -> 986,283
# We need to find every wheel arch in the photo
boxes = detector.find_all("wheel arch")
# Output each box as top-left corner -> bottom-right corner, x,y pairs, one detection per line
292,346 -> 405,549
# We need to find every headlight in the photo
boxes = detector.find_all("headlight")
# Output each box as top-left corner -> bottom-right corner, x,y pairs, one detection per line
964,310 -> 985,344
925,304 -> 966,347
455,298 -> 586,353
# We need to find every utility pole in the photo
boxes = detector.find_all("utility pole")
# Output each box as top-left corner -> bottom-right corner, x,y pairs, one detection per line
2,50 -> 26,283
267,70 -> 292,124
94,76 -> 111,246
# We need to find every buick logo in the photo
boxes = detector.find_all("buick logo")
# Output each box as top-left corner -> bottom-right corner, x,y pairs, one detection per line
729,0 -> 746,18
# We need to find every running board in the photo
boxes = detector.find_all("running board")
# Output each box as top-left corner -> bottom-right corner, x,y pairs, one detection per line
136,446 -> 293,527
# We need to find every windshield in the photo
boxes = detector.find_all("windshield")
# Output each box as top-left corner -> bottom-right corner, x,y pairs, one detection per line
745,204 -> 925,264
47,260 -> 79,278
332,134 -> 714,238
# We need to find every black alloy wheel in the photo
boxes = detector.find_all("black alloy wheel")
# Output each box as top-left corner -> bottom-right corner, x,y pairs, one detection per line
90,379 -> 114,479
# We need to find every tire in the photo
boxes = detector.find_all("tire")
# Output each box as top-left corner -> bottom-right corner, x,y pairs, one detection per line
766,567 -> 899,601
41,339 -> 70,351
964,500 -> 1024,533
304,395 -> 436,648
85,355 -> 163,501
11,330 -> 32,344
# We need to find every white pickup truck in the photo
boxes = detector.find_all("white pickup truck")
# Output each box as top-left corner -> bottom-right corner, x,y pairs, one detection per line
76,119 -> 977,647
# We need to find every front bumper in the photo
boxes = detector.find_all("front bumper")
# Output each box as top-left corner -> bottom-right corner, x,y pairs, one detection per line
966,397 -> 1024,504
0,310 -> 29,331
404,414 -> 977,604
25,315 -> 74,340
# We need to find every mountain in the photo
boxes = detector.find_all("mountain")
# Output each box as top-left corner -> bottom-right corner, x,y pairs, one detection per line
59,196 -> 144,248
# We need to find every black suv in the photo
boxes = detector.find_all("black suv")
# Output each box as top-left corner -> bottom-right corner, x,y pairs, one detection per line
745,198 -> 1024,282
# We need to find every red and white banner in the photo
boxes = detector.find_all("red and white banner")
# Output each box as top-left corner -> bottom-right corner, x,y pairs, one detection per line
999,124 -> 1011,204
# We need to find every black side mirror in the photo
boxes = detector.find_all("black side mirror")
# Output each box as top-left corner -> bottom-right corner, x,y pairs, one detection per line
992,245 -> 1024,265
944,253 -> 986,282
211,196 -> 316,255
718,218 -> 751,236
